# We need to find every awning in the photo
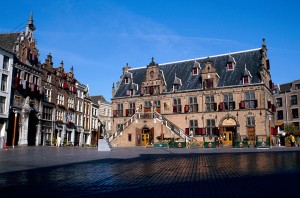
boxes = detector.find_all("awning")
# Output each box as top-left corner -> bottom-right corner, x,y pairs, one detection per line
275,121 -> 283,126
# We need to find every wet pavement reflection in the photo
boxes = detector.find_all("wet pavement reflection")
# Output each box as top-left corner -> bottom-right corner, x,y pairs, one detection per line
0,151 -> 300,197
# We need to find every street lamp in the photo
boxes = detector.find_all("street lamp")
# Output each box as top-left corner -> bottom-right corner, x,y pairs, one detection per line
268,115 -> 273,147
12,110 -> 18,149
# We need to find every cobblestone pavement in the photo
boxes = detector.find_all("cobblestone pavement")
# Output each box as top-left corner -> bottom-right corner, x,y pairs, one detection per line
0,146 -> 300,197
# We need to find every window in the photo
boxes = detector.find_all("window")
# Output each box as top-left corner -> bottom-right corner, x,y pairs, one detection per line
228,62 -> 233,70
154,100 -> 160,107
77,100 -> 83,112
206,119 -> 216,136
117,124 -> 123,131
193,67 -> 198,75
68,98 -> 74,109
292,109 -> 299,118
57,94 -> 64,105
127,102 -> 135,116
204,79 -> 213,89
116,103 -> 123,117
124,77 -> 129,84
128,134 -> 132,141
43,106 -> 52,120
246,116 -> 255,126
0,96 -> 5,114
144,86 -> 160,95
1,74 -> 8,92
56,110 -> 64,121
189,97 -> 198,112
3,56 -> 9,70
206,95 -> 216,111
173,98 -> 181,113
144,101 -> 151,108
295,84 -> 300,90
243,76 -> 249,84
223,93 -> 235,110
245,91 -> 257,109
44,88 -> 51,102
291,95 -> 298,105
276,98 -> 282,107
47,75 -> 51,83
277,110 -> 283,120
189,120 -> 198,136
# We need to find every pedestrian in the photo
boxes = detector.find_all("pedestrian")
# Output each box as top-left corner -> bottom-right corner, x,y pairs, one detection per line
290,134 -> 295,147
57,136 -> 61,147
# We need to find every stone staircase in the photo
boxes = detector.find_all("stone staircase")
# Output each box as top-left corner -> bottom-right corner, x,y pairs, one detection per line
108,112 -> 195,144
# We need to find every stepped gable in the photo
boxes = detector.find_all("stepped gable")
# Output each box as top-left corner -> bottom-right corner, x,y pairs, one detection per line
0,33 -> 20,53
114,48 -> 262,98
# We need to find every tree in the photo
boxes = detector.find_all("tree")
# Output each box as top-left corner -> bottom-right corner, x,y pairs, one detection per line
284,123 -> 298,135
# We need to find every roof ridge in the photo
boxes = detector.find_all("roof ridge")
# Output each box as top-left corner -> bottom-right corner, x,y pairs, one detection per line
128,48 -> 261,71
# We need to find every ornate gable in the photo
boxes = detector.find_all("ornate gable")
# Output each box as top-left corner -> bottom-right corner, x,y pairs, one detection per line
141,57 -> 166,95
201,57 -> 220,90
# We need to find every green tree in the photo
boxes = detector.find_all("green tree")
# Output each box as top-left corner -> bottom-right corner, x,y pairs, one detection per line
284,123 -> 298,135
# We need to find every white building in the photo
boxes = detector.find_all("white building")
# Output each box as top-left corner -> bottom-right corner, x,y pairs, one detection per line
0,47 -> 14,148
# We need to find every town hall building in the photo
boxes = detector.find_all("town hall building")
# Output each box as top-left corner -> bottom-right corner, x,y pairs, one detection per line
110,39 -> 275,148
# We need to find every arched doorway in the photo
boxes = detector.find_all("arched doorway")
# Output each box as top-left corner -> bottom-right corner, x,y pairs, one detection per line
28,110 -> 38,146
219,117 -> 238,146
136,126 -> 154,146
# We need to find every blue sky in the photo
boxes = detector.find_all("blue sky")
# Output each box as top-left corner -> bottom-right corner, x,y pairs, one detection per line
1,0 -> 300,101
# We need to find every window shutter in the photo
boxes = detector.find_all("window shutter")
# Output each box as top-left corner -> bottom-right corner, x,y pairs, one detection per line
73,87 -> 77,94
30,83 -> 36,92
173,106 -> 177,113
219,102 -> 224,111
185,105 -> 189,113
140,87 -> 145,95
126,109 -> 129,117
201,128 -> 206,135
185,128 -> 189,135
149,86 -> 154,94
214,128 -> 219,136
22,80 -> 27,89
113,110 -> 117,117
38,86 -> 43,94
240,101 -> 245,109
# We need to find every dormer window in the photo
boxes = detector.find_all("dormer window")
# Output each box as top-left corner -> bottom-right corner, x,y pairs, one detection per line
124,72 -> 132,84
204,79 -> 213,89
124,77 -> 129,84
227,54 -> 236,71
243,76 -> 249,84
193,67 -> 198,75
242,64 -> 252,85
192,61 -> 201,75
228,63 -> 233,70
173,74 -> 182,92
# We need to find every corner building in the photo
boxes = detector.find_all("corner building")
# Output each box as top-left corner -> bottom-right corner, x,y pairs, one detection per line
110,40 -> 275,147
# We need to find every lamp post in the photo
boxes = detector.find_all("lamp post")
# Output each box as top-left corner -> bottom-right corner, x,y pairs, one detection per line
12,110 -> 18,149
97,121 -> 101,140
268,115 -> 273,148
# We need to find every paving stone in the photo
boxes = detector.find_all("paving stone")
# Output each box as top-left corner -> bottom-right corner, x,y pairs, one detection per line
0,146 -> 299,197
